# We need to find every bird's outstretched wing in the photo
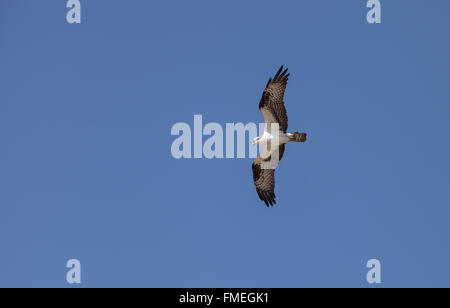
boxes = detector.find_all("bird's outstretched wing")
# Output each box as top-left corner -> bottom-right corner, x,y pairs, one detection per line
259,66 -> 289,133
252,145 -> 285,207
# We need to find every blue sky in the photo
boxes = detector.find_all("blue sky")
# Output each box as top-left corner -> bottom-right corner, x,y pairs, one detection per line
1,0 -> 450,287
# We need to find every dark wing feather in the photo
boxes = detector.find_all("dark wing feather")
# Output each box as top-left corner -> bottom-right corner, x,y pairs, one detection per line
259,66 -> 290,133
252,162 -> 276,207
251,145 -> 285,207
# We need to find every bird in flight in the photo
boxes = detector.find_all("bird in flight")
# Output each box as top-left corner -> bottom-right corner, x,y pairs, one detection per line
252,66 -> 307,207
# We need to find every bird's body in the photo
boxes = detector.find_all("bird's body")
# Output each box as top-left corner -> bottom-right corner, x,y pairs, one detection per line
253,130 -> 289,148
253,131 -> 302,149
252,66 -> 308,207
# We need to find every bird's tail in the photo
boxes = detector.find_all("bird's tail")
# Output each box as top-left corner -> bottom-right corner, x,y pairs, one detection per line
288,132 -> 307,142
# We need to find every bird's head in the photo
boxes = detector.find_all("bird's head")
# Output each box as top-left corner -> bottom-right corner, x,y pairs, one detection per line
252,136 -> 261,145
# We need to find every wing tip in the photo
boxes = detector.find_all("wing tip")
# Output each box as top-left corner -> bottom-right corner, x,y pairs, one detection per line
270,65 -> 289,84
257,189 -> 276,207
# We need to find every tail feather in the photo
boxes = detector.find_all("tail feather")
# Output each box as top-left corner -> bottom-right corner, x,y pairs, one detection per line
288,132 -> 307,142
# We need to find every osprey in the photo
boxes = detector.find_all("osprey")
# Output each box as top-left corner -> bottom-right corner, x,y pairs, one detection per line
252,66 -> 307,207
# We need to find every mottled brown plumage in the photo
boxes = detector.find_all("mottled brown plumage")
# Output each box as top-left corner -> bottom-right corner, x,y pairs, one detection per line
252,144 -> 285,207
259,65 -> 290,133
252,66 -> 307,207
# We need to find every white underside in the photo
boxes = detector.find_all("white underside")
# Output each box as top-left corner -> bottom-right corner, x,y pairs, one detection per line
262,131 -> 288,143
253,131 -> 293,158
